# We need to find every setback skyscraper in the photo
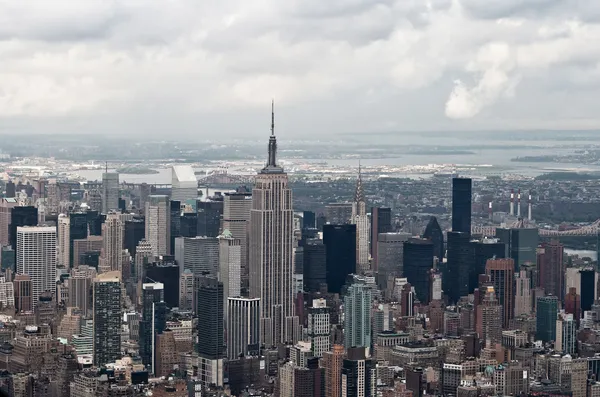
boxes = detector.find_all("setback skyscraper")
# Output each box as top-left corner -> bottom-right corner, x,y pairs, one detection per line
145,195 -> 171,257
451,177 -> 472,234
102,172 -> 119,214
352,166 -> 370,273
93,271 -> 122,367
249,102 -> 299,347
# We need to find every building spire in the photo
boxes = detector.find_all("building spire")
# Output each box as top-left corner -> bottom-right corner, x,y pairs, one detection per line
355,161 -> 365,203
267,99 -> 277,168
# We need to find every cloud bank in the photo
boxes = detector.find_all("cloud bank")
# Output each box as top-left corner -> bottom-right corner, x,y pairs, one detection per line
0,0 -> 599,136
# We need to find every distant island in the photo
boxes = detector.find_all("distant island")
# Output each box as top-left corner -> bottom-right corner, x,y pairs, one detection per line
116,166 -> 159,174
535,172 -> 600,181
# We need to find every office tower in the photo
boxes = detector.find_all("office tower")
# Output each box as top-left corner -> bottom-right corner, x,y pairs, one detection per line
170,200 -> 181,256
406,366 -> 425,397
423,216 -> 444,260
452,177 -> 472,234
174,236 -> 219,277
496,226 -> 539,268
403,238 -> 434,304
124,217 -> 145,257
9,206 -> 38,249
218,231 -> 241,307
5,180 -> 15,198
324,345 -> 344,397
197,275 -> 224,387
0,277 -> 14,308
86,210 -> 104,236
197,199 -> 223,238
492,362 -> 529,396
580,269 -> 596,313
155,329 -> 178,377
85,188 -> 103,212
377,232 -> 411,280
227,297 -> 260,359
537,240 -> 565,300
0,198 -> 17,247
171,165 -> 197,202
564,287 -> 581,323
72,236 -> 103,268
13,274 -> 32,313
400,282 -> 415,317
445,231 -> 472,303
69,269 -> 95,316
307,298 -> 330,357
57,214 -> 70,267
303,240 -> 326,292
555,311 -> 576,355
352,167 -> 370,273
342,347 -> 376,397
139,282 -> 167,374
515,270 -> 532,316
134,239 -> 153,282
325,203 -> 353,225
249,109 -> 298,348
180,212 -> 197,237
145,195 -> 170,257
344,276 -> 372,349
471,237 -> 506,291
536,295 -> 559,342
16,226 -> 56,307
323,224 -> 356,294
145,259 -> 180,309
485,258 -> 515,327
98,213 -> 124,274
93,271 -> 122,367
303,210 -> 316,230
223,191 -> 252,291
102,172 -> 119,213
179,269 -> 194,311
371,207 -> 392,269
280,355 -> 324,397
476,286 -> 502,344
69,212 -> 88,267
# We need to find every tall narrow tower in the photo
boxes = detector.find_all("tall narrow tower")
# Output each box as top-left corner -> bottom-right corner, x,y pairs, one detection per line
352,164 -> 370,273
249,101 -> 299,347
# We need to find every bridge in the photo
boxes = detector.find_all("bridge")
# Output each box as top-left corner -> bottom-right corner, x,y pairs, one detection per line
471,220 -> 600,237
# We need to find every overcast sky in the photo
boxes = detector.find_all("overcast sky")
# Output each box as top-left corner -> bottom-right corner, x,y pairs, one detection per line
0,0 -> 599,139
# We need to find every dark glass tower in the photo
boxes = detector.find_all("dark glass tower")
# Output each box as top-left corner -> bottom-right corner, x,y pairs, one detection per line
536,295 -> 558,342
86,211 -> 104,236
370,207 -> 392,269
403,238 -> 434,304
451,178 -> 472,234
170,200 -> 181,255
323,224 -> 356,294
196,275 -> 224,359
139,283 -> 167,373
423,216 -> 444,261
69,213 -> 88,267
124,217 -> 145,257
580,269 -> 596,313
303,211 -> 316,230
180,213 -> 198,237
303,239 -> 326,292
93,273 -> 122,367
197,199 -> 223,237
471,239 -> 506,292
445,231 -> 473,303
342,347 -> 376,397
5,181 -> 15,198
9,206 -> 38,249
144,260 -> 180,309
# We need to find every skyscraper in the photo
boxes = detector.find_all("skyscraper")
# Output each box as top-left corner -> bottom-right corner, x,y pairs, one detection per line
218,231 -> 242,309
307,298 -> 330,357
423,216 -> 444,261
169,200 -> 181,256
179,269 -> 194,311
249,103 -> 298,347
0,198 -> 17,247
323,224 -> 356,294
537,240 -> 565,300
497,226 -> 539,268
403,238 -> 434,304
171,165 -> 198,203
145,260 -> 180,309
197,199 -> 223,238
16,226 -> 56,307
174,236 -> 219,277
514,270 -> 532,317
57,214 -> 70,267
352,166 -> 370,273
139,282 -> 167,374
485,258 -> 515,328
471,238 -> 506,292
124,217 -> 145,257
370,207 -> 392,269
323,345 -> 344,397
13,274 -> 32,313
536,295 -> 559,342
227,297 -> 260,360
564,287 -> 581,323
451,177 -> 472,234
344,275 -> 372,349
555,311 -> 576,355
98,213 -> 124,274
9,206 -> 38,250
93,271 -> 122,367
197,275 -> 224,387
69,212 -> 88,267
223,191 -> 252,291
476,286 -> 502,344
342,347 -> 376,397
580,269 -> 596,313
445,231 -> 472,303
303,239 -> 326,293
145,195 -> 170,257
180,212 -> 198,237
102,172 -> 119,214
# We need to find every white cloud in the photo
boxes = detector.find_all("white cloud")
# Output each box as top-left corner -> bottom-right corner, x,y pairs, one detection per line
0,0 -> 599,135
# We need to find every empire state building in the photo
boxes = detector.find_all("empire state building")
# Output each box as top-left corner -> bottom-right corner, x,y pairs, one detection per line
249,102 -> 299,347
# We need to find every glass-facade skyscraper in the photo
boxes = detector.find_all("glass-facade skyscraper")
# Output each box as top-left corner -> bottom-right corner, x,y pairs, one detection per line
451,177 -> 472,234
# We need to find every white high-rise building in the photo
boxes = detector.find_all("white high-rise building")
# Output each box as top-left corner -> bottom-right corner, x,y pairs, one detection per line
174,236 -> 219,277
223,191 -> 252,291
99,213 -> 124,274
307,298 -> 330,357
344,275 -> 372,350
218,230 -> 242,310
102,172 -> 119,214
249,103 -> 299,347
57,214 -> 70,268
0,277 -> 15,308
145,195 -> 170,257
352,166 -> 370,273
16,226 -> 57,307
171,165 -> 198,203
227,297 -> 260,359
